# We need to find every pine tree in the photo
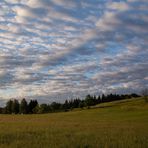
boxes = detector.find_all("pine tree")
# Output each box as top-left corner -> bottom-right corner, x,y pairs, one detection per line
20,98 -> 28,114
5,100 -> 13,114
12,99 -> 19,114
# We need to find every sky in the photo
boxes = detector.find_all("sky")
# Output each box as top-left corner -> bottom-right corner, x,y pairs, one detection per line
0,0 -> 148,105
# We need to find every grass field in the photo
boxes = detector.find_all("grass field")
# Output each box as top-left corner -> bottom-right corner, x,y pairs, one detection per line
0,98 -> 148,148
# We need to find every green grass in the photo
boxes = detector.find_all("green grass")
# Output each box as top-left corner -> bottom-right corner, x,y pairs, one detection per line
0,97 -> 148,148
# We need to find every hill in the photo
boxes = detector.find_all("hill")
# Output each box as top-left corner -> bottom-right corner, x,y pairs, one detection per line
0,97 -> 148,148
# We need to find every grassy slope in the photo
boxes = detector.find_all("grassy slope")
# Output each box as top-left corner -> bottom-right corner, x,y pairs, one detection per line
0,97 -> 148,148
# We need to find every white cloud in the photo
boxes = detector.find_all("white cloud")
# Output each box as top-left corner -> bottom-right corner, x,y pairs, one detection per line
0,0 -> 147,104
107,2 -> 129,11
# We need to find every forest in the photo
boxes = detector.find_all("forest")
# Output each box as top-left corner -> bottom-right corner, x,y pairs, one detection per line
0,93 -> 140,114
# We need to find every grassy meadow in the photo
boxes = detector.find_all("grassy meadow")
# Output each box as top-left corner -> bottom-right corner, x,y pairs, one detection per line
0,97 -> 148,148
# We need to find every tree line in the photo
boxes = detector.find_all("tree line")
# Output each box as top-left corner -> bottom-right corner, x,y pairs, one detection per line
0,93 -> 140,114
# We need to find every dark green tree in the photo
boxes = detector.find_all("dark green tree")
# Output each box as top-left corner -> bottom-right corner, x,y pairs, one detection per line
63,100 -> 69,111
39,104 -> 50,113
85,94 -> 95,107
79,100 -> 85,108
12,99 -> 20,114
5,100 -> 13,114
20,98 -> 28,114
50,102 -> 61,112
102,94 -> 106,102
28,100 -> 38,113
97,95 -> 101,103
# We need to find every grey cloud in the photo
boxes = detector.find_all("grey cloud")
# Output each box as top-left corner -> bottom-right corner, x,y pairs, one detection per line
0,0 -> 147,103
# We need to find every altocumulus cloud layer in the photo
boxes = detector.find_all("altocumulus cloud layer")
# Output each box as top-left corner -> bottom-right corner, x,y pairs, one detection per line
0,0 -> 148,104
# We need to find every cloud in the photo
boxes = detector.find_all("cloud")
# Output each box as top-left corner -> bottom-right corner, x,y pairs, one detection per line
107,2 -> 129,11
0,0 -> 147,105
